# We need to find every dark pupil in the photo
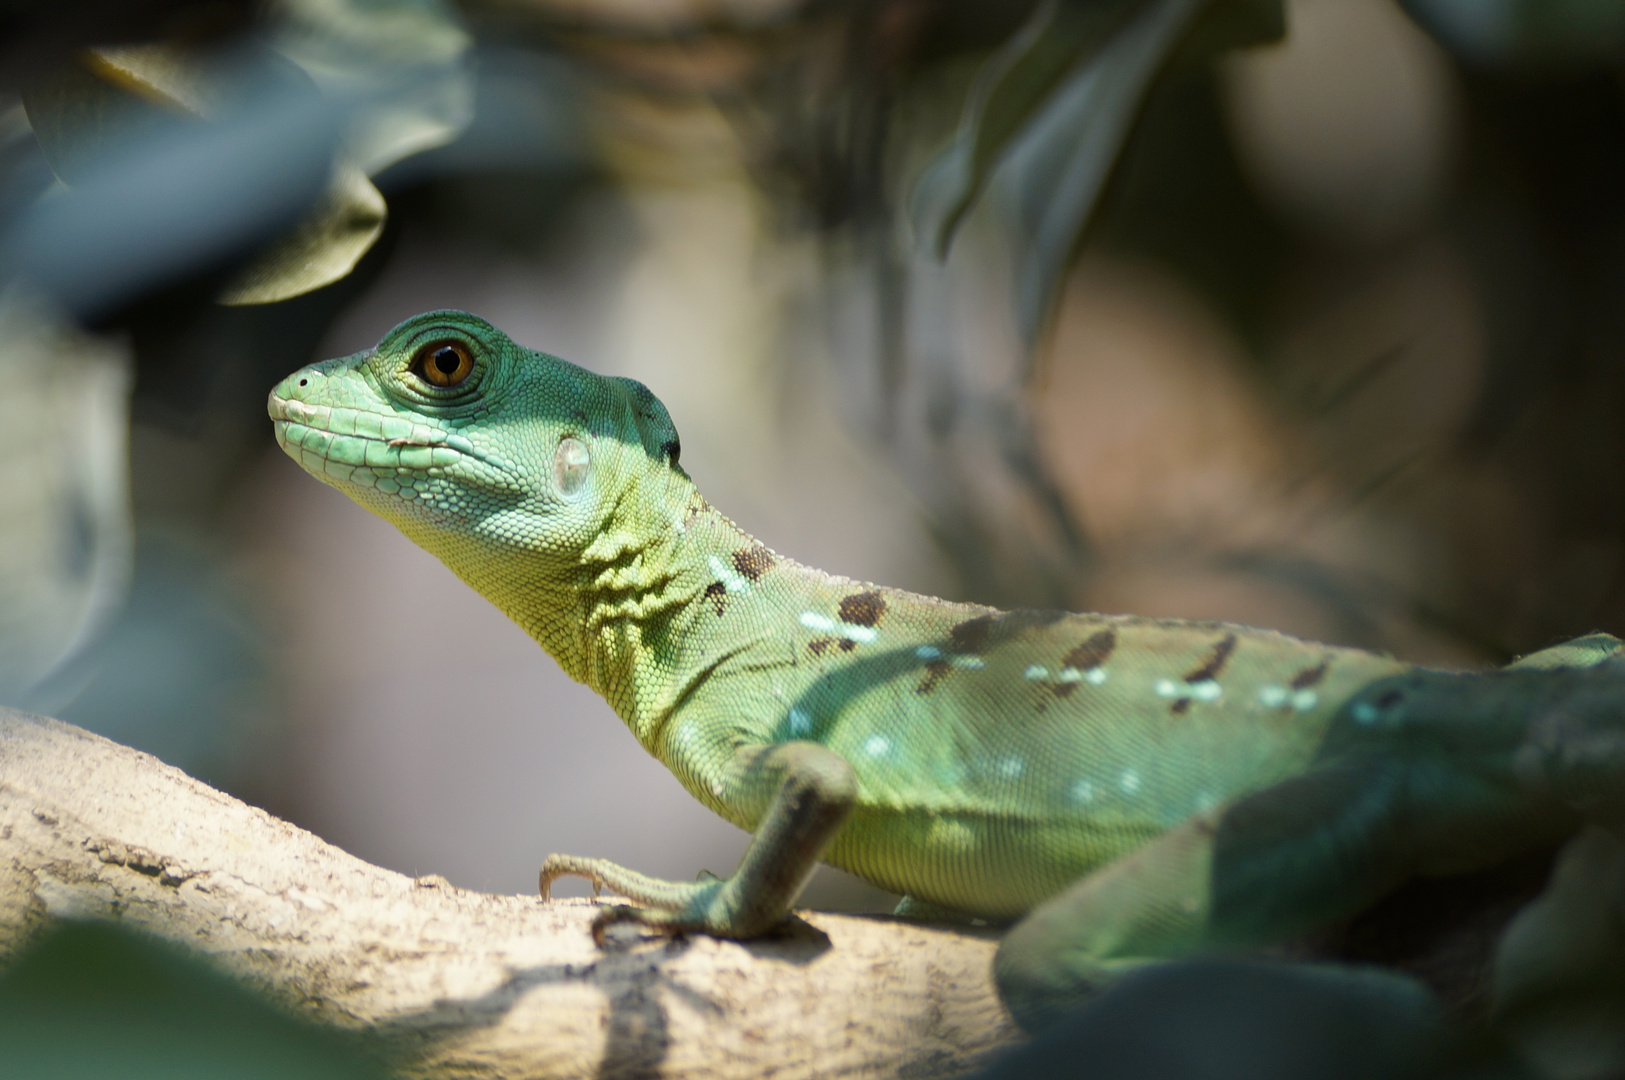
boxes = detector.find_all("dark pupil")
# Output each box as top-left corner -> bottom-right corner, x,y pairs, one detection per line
433,348 -> 461,376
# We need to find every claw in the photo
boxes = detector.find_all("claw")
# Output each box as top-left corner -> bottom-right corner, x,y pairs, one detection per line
590,904 -> 679,947
540,854 -> 605,901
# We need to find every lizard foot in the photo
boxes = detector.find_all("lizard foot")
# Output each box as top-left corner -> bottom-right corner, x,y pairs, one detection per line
540,852 -> 739,944
589,903 -> 699,946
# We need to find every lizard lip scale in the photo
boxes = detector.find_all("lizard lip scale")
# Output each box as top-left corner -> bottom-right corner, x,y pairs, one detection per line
271,309 -> 1620,1030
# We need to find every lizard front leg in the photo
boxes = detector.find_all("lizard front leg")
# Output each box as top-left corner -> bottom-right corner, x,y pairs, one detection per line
540,741 -> 856,942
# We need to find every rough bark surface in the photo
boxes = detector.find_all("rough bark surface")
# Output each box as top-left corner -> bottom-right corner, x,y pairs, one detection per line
0,709 -> 1020,1079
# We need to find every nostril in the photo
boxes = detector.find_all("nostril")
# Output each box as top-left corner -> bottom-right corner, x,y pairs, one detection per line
299,378 -> 308,386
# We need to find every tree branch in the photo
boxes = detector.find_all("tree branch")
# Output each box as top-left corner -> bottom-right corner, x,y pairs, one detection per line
0,709 -> 1020,1079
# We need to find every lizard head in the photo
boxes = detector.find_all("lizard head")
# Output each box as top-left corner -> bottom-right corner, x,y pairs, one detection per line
267,309 -> 684,579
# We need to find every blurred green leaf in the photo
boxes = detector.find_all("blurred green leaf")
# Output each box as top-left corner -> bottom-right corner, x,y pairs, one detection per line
1401,0 -> 1625,67
10,70 -> 339,316
0,292 -> 131,705
997,0 -> 1209,344
267,0 -> 474,176
21,50 -> 191,185
66,42 -> 395,306
219,162 -> 386,304
0,922 -> 390,1079
912,0 -> 1283,345
88,43 -> 224,117
18,3 -> 473,309
911,0 -> 1143,262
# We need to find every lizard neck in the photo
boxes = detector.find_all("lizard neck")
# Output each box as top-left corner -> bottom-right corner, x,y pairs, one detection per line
467,464 -> 761,747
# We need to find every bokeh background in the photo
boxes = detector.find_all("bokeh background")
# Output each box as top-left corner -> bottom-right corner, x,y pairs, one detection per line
6,0 -> 1625,925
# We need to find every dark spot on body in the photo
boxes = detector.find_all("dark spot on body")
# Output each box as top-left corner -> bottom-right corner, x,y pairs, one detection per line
949,615 -> 994,654
809,638 -> 835,656
838,590 -> 886,628
1291,659 -> 1329,690
660,438 -> 681,463
1377,689 -> 1404,709
704,581 -> 727,616
917,660 -> 952,695
1185,633 -> 1238,683
840,639 -> 855,652
1052,682 -> 1079,700
732,544 -> 775,582
1063,628 -> 1117,672
1171,698 -> 1192,715
570,407 -> 589,423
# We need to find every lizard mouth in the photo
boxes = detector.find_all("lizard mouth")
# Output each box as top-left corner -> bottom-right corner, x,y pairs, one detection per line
267,389 -> 518,495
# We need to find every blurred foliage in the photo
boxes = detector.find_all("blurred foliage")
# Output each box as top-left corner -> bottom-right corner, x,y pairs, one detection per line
0,292 -> 130,703
16,0 -> 469,310
1401,0 -> 1625,67
973,960 -> 1446,1080
913,0 -> 1282,343
0,921 -> 390,1079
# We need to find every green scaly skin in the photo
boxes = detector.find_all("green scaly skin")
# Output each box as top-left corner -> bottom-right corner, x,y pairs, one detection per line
269,311 -> 1625,1029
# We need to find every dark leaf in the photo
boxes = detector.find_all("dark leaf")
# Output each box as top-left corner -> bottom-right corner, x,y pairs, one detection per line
910,0 -> 1143,261
996,0 -> 1209,345
0,922 -> 389,1079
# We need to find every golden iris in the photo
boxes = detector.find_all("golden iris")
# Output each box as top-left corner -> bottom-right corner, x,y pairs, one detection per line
412,341 -> 474,388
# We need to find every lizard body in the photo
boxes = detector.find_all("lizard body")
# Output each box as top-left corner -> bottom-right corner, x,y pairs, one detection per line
270,311 -> 1622,1027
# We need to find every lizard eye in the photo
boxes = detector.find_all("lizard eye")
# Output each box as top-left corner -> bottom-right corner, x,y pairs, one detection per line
411,341 -> 474,388
554,437 -> 591,498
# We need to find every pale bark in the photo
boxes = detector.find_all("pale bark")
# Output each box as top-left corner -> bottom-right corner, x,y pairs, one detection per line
0,708 -> 1019,1079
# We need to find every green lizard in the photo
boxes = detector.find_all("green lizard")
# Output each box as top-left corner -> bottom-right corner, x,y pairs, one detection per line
268,310 -> 1625,1030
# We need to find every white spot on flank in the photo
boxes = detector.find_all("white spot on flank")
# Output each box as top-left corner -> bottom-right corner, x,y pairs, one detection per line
1156,677 -> 1221,702
1085,667 -> 1108,685
950,655 -> 985,669
1071,779 -> 1098,804
917,645 -> 943,660
1261,685 -> 1319,712
998,757 -> 1025,779
1057,667 -> 1083,683
1024,664 -> 1049,680
712,781 -> 725,797
1352,702 -> 1380,725
863,735 -> 891,758
788,708 -> 811,736
708,555 -> 751,593
1119,770 -> 1142,795
801,610 -> 880,644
